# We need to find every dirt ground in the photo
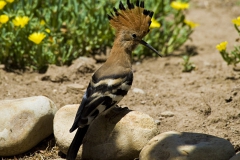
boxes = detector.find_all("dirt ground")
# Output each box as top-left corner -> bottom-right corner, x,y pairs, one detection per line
1,0 -> 240,159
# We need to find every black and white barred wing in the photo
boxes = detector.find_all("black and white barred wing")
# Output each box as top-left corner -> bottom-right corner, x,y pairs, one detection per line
69,72 -> 133,132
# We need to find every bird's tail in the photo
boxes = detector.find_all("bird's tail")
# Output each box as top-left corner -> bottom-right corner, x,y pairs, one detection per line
66,126 -> 89,160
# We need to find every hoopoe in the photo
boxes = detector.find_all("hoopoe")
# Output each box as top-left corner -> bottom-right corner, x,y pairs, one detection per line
67,0 -> 161,159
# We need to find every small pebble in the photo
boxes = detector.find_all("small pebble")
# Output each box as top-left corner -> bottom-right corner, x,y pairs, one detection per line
132,88 -> 145,94
160,111 -> 174,118
155,120 -> 161,125
140,101 -> 146,104
158,116 -> 164,120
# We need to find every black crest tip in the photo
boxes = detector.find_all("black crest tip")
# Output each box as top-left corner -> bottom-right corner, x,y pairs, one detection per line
110,11 -> 114,17
113,7 -> 119,15
131,3 -> 135,9
149,11 -> 154,18
107,14 -> 112,20
119,1 -> 126,10
136,0 -> 140,7
113,7 -> 118,12
127,0 -> 134,9
140,1 -> 144,8
143,9 -> 150,16
127,0 -> 131,7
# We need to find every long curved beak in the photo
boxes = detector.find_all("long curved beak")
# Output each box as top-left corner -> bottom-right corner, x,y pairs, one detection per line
139,40 -> 162,57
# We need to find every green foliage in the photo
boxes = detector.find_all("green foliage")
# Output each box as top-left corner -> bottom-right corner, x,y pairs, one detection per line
134,0 -> 195,58
182,54 -> 195,72
217,18 -> 240,66
0,0 -> 195,71
0,0 -> 116,70
219,46 -> 240,66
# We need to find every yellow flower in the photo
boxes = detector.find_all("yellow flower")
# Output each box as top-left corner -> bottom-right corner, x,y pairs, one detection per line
0,1 -> 7,10
13,16 -> 30,28
0,15 -> 9,24
45,28 -> 50,33
184,20 -> 199,29
40,20 -> 46,25
150,18 -> 161,29
5,0 -> 14,3
216,41 -> 228,52
28,32 -> 46,44
171,1 -> 189,10
232,16 -> 240,26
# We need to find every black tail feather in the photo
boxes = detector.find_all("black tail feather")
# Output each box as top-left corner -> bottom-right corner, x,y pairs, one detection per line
66,126 -> 89,160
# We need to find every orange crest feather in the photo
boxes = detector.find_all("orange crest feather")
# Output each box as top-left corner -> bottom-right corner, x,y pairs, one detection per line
108,0 -> 153,37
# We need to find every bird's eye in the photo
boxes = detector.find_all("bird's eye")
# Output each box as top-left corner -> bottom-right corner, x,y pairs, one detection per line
132,34 -> 137,38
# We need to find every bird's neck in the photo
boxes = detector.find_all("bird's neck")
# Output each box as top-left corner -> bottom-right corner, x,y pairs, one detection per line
106,38 -> 133,69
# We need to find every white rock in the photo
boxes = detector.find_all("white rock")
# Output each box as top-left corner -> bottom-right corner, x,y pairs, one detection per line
230,152 -> 240,160
0,96 -> 57,156
160,111 -> 174,117
53,104 -> 82,159
140,101 -> 146,104
54,105 -> 158,160
82,107 -> 158,160
132,88 -> 145,94
139,131 -> 235,160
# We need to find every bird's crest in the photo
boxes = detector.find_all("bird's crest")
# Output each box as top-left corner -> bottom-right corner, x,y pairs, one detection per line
108,0 -> 153,37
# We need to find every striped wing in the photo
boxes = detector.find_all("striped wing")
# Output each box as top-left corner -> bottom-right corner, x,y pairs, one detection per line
69,72 -> 133,132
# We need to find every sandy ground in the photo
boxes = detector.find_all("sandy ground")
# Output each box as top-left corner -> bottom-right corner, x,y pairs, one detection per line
1,0 -> 240,159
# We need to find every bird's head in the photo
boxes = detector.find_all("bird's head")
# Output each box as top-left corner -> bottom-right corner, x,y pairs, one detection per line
108,0 -> 162,57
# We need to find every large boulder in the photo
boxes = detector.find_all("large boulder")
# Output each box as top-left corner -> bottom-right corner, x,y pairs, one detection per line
54,104 -> 158,160
0,96 -> 57,156
82,107 -> 158,160
139,131 -> 235,160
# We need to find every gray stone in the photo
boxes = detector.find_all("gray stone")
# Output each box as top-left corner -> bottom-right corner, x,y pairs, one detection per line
0,96 -> 57,156
83,107 -> 158,160
54,105 -> 158,160
229,152 -> 240,160
139,131 -> 235,160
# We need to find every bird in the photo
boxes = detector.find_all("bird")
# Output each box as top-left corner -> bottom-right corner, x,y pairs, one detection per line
66,0 -> 161,159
